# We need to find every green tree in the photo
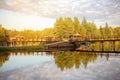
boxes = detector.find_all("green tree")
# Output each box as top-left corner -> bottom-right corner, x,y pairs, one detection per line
64,17 -> 74,39
114,26 -> 120,36
54,17 -> 65,39
0,25 -> 9,41
74,17 -> 86,36
54,17 -> 74,39
89,22 -> 100,38
104,22 -> 111,37
100,26 -> 104,37
9,29 -> 18,37
81,17 -> 88,28
74,17 -> 81,34
40,28 -> 54,37
81,17 -> 89,37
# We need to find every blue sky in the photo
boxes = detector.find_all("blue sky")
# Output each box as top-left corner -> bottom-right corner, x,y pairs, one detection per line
0,0 -> 120,30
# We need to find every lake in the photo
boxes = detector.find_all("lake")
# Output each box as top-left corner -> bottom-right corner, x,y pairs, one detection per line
0,51 -> 120,80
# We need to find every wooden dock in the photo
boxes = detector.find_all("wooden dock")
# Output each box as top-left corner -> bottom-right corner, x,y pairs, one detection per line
44,41 -> 75,48
44,38 -> 120,53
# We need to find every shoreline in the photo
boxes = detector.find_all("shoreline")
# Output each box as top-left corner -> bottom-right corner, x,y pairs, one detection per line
0,45 -> 44,52
0,46 -> 120,54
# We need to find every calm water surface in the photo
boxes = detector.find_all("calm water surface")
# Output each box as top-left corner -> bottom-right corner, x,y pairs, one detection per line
0,52 -> 120,80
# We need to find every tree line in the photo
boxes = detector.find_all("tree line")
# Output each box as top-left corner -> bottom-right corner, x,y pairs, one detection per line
0,17 -> 120,41
54,17 -> 120,39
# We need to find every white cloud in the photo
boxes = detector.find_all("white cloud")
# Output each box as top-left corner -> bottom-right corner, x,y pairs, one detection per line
0,9 -> 55,30
0,0 -> 120,28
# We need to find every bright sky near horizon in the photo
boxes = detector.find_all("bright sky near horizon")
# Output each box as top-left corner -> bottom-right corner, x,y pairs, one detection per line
0,0 -> 120,30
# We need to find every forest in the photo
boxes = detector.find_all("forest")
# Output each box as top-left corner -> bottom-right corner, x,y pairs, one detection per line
0,17 -> 120,41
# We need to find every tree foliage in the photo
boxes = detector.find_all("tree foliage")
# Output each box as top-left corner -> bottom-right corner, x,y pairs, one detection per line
0,25 -> 9,41
0,17 -> 120,41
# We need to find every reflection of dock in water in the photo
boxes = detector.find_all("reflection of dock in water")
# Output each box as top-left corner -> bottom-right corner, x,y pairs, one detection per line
75,50 -> 120,54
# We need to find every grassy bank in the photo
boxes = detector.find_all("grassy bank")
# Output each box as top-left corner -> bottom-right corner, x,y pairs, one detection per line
0,45 -> 44,52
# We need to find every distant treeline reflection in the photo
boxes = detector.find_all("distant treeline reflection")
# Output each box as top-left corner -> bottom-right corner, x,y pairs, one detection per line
0,52 -> 111,71
53,52 -> 110,71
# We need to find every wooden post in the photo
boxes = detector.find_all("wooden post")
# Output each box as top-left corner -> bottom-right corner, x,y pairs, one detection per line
91,43 -> 94,51
110,41 -> 112,51
86,42 -> 90,51
101,41 -> 104,51
113,41 -> 115,52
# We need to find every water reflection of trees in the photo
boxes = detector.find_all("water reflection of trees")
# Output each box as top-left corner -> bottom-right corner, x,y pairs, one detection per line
53,52 -> 98,71
0,52 -> 111,70
0,52 -> 52,68
0,53 -> 9,67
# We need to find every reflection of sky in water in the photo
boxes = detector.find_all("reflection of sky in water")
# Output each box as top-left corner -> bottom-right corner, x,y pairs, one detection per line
0,52 -> 120,80
0,52 -> 53,72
